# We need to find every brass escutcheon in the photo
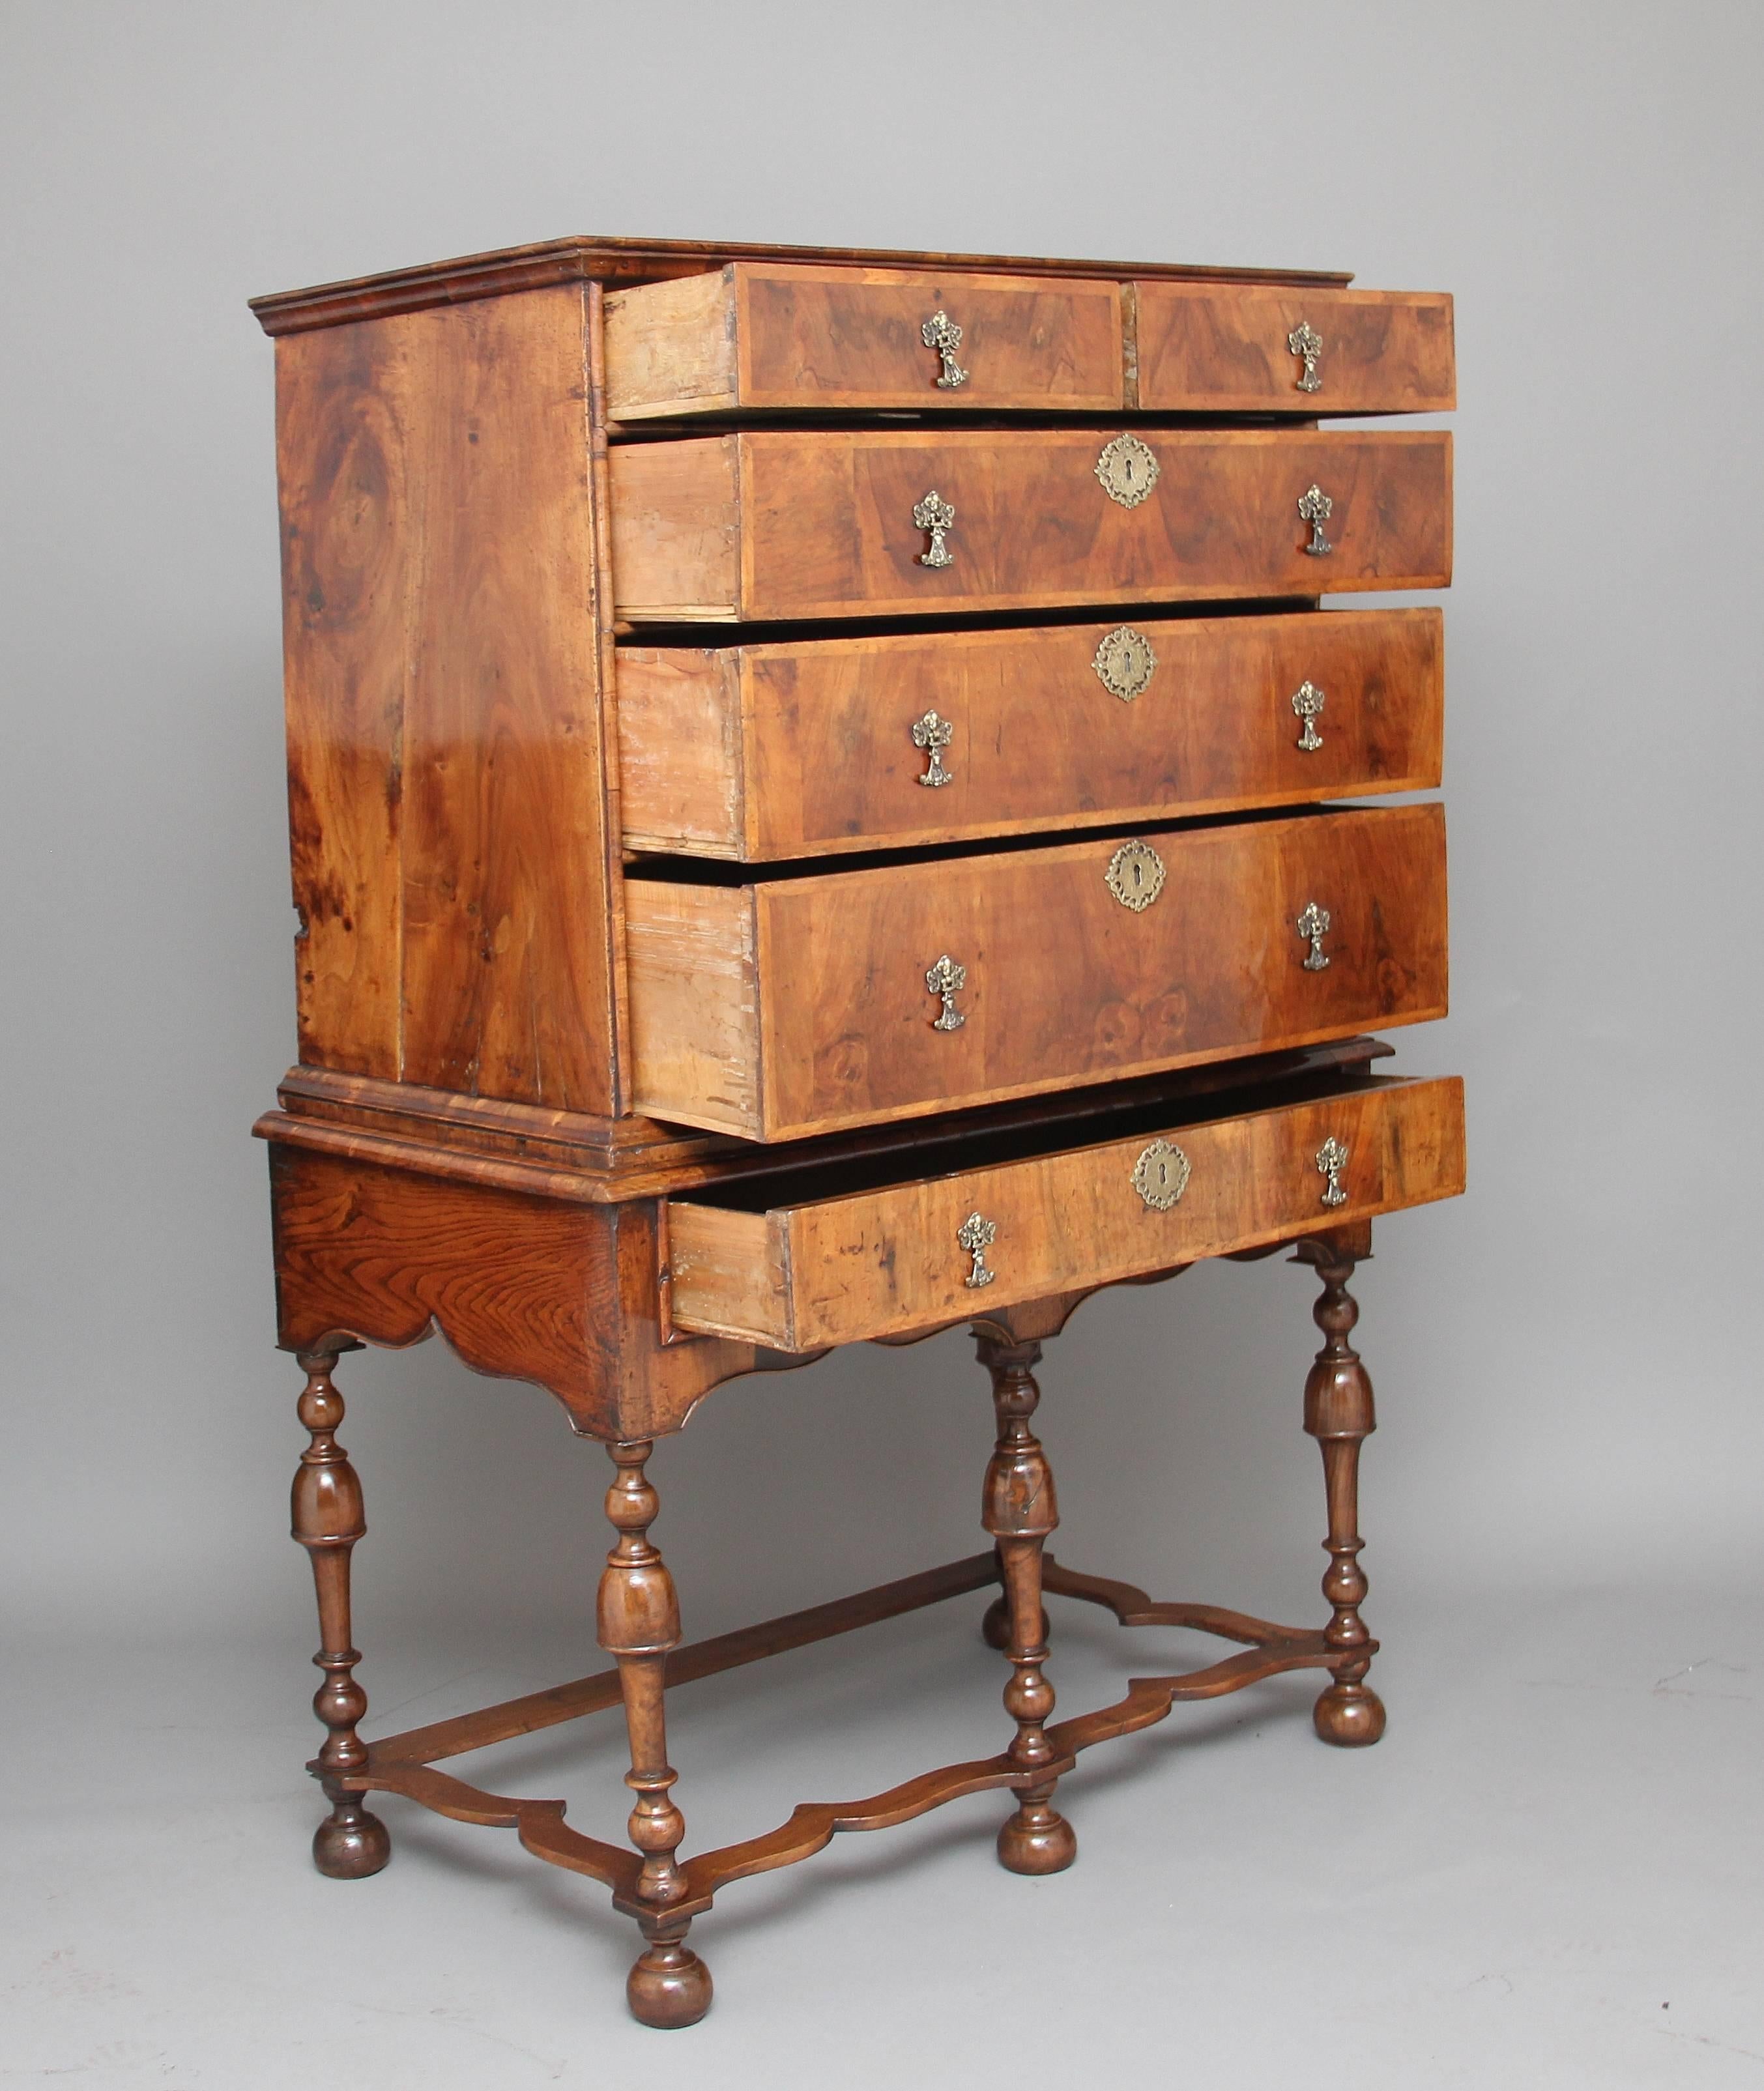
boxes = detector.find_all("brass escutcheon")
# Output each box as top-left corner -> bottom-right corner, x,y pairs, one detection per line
1132,1138 -> 1191,1212
1095,433 -> 1161,510
1106,839 -> 1166,912
1093,624 -> 1158,702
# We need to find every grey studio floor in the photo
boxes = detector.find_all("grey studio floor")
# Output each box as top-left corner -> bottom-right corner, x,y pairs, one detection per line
5,1573 -> 1759,2088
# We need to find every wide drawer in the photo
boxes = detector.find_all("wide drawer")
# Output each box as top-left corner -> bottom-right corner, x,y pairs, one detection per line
1134,284 -> 1455,414
624,803 -> 1447,1141
609,427 -> 1451,621
667,1072 -> 1466,1347
604,262 -> 1125,417
618,607 -> 1443,859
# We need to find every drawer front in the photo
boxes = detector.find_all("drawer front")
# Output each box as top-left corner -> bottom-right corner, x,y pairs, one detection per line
605,263 -> 1125,418
626,803 -> 1447,1141
609,428 -> 1451,622
1135,285 -> 1455,414
667,1074 -> 1466,1348
618,607 -> 1443,859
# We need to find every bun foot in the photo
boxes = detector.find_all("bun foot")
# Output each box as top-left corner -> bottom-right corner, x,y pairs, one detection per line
1313,1680 -> 1386,1748
997,1795 -> 1077,1875
628,1933 -> 712,2029
312,1794 -> 391,1878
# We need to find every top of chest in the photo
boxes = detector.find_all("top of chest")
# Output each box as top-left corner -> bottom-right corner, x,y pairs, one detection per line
253,237 -> 1453,419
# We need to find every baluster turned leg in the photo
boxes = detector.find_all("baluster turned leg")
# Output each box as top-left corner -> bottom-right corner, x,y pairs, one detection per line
599,1441 -> 711,2029
977,1336 -> 1077,1875
1297,1241 -> 1387,1746
291,1349 -> 390,1877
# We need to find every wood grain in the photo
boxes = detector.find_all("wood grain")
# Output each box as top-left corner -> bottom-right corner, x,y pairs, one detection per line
1135,285 -> 1454,412
275,321 -> 411,1077
618,607 -> 1444,859
267,1146 -> 768,1439
397,286 -> 617,1106
604,267 -> 739,418
272,285 -> 622,1108
666,1073 -> 1465,1348
626,803 -> 1449,1141
606,263 -> 1123,417
609,428 -> 1451,620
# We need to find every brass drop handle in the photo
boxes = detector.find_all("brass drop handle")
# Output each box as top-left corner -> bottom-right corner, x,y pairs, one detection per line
958,1211 -> 997,1288
1290,680 -> 1325,751
914,491 -> 956,568
1296,901 -> 1331,970
1315,1135 -> 1350,1207
925,953 -> 968,1030
1298,483 -> 1335,558
1289,320 -> 1323,394
912,710 -> 954,786
921,310 -> 968,389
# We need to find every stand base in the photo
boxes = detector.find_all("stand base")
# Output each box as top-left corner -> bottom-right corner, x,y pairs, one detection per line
313,1550 -> 1377,2015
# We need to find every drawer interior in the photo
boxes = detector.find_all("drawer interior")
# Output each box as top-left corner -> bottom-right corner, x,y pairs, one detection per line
678,1061 -> 1397,1215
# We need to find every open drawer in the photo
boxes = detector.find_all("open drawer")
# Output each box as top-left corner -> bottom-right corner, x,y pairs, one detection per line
665,1071 -> 1465,1349
625,803 -> 1448,1142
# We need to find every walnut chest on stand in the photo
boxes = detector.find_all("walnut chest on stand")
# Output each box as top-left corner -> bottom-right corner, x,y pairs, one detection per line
250,235 -> 1464,2026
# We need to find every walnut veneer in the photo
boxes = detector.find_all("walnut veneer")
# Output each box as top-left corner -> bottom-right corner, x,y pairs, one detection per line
253,232 -> 1462,2026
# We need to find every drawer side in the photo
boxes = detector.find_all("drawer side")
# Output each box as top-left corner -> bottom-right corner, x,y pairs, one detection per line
617,646 -> 745,856
667,1202 -> 795,1348
625,880 -> 764,1137
604,267 -> 740,419
609,436 -> 742,620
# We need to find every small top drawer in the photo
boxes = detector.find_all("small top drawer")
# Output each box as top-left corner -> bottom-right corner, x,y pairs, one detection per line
605,263 -> 1125,417
1134,285 -> 1455,414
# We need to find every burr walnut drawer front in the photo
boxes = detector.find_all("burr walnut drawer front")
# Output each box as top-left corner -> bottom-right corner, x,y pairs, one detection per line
604,262 -> 1125,417
618,607 -> 1442,859
624,803 -> 1447,1142
609,428 -> 1450,621
1133,285 -> 1455,414
666,1073 -> 1466,1348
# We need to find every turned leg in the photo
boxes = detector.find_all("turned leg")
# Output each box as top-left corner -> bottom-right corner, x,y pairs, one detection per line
977,1336 -> 1077,1875
598,1441 -> 710,2029
1296,1241 -> 1386,1747
291,1348 -> 390,1878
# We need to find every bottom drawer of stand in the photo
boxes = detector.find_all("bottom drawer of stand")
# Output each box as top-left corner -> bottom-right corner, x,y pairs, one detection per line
666,1072 -> 1464,1349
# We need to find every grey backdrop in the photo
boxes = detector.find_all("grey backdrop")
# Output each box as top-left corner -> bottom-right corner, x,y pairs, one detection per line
4,1 -> 1759,1703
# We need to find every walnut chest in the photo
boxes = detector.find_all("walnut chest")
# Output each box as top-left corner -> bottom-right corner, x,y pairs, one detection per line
252,234 -> 1463,2027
